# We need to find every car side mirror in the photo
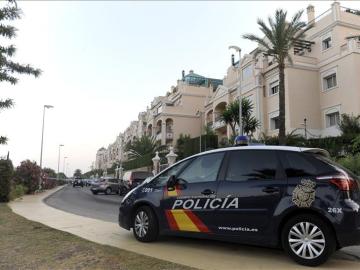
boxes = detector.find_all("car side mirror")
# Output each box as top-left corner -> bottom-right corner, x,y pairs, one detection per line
167,175 -> 177,189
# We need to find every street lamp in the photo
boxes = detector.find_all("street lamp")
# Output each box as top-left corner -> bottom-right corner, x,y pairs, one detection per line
57,144 -> 64,181
63,156 -> 68,175
39,105 -> 54,168
229,45 -> 243,135
196,110 -> 203,152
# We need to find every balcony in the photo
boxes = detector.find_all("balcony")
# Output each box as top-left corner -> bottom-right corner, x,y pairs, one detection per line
213,120 -> 226,129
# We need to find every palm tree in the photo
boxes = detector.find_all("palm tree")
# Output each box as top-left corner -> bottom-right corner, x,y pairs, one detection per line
221,99 -> 260,138
125,135 -> 158,159
243,9 -> 310,145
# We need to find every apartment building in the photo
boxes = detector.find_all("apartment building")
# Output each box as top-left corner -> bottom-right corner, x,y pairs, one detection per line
144,70 -> 222,146
205,2 -> 360,140
95,133 -> 124,170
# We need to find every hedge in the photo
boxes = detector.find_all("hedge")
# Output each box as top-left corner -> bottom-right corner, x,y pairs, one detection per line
122,153 -> 153,171
181,135 -> 218,159
0,159 -> 14,202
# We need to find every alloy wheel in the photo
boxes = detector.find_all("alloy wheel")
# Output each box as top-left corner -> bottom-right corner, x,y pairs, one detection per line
288,222 -> 326,260
134,211 -> 149,238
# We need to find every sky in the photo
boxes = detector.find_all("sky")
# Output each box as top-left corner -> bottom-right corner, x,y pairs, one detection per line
1,1 -> 359,176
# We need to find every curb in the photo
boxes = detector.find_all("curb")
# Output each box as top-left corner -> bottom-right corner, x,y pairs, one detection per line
42,185 -> 67,204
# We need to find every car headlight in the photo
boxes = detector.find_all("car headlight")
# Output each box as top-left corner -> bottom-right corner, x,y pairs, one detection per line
121,187 -> 138,203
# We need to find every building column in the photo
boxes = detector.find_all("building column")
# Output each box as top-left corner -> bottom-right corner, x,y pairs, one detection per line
161,121 -> 166,145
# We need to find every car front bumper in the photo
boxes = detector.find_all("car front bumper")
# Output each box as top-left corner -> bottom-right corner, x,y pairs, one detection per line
119,205 -> 131,230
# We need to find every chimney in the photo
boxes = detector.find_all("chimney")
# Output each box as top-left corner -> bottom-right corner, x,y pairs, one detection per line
231,54 -> 235,66
307,5 -> 315,24
182,70 -> 185,81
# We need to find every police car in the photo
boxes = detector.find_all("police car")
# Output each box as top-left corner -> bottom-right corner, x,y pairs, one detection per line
119,146 -> 360,266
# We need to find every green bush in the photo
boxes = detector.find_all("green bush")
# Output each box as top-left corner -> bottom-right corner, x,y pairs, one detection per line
0,159 -> 13,202
337,154 -> 360,176
9,184 -> 28,201
14,160 -> 41,194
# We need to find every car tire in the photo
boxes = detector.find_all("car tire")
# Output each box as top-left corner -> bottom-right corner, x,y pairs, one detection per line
281,214 -> 336,267
133,206 -> 158,242
105,187 -> 112,195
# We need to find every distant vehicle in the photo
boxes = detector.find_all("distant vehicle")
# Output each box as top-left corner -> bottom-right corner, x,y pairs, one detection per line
91,178 -> 119,195
119,171 -> 153,195
73,178 -> 84,187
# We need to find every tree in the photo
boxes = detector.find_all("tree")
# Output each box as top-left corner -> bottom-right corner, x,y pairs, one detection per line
0,0 -> 41,144
220,99 -> 261,138
42,167 -> 56,178
125,135 -> 158,159
243,9 -> 310,145
73,169 -> 82,178
13,160 -> 41,193
338,113 -> 360,138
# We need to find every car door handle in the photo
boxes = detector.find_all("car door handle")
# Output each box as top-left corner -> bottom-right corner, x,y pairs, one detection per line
201,189 -> 215,195
262,187 -> 280,194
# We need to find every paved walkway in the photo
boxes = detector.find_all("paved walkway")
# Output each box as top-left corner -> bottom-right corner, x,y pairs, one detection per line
8,187 -> 360,270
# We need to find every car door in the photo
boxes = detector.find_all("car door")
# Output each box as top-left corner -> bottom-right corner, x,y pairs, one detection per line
215,150 -> 286,241
161,152 -> 225,235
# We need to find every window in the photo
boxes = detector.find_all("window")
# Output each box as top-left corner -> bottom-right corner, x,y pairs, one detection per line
326,112 -> 340,127
225,150 -> 278,181
242,65 -> 252,80
269,81 -> 279,96
270,116 -> 280,130
177,152 -> 225,184
323,73 -> 337,90
280,151 -> 335,178
151,159 -> 192,186
322,37 -> 332,50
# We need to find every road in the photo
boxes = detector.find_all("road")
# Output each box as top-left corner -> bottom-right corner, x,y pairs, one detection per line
45,185 -> 360,263
45,185 -> 121,223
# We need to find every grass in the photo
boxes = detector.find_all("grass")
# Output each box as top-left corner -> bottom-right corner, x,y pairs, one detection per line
0,204 -> 196,270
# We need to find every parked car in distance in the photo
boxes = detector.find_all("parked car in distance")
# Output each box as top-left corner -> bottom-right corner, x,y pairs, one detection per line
91,178 -> 119,195
119,171 -> 153,195
73,178 -> 84,187
119,146 -> 360,266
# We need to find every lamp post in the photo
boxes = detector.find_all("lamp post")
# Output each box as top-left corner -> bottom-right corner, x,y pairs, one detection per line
229,45 -> 242,135
196,110 -> 203,152
63,156 -> 68,175
57,144 -> 64,181
304,118 -> 307,139
39,105 -> 54,168
39,104 -> 53,190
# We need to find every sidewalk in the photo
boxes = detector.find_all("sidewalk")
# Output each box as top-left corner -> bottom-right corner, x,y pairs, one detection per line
8,187 -> 360,270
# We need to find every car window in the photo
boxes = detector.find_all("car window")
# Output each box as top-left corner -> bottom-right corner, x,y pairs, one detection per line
151,159 -> 192,186
177,152 -> 225,184
280,151 -> 335,177
226,150 -> 278,181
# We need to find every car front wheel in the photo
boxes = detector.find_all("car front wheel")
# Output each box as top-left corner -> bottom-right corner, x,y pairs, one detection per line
282,214 -> 335,267
133,206 -> 158,242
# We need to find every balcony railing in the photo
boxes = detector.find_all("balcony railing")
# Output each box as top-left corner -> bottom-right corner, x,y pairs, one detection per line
213,120 -> 226,129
